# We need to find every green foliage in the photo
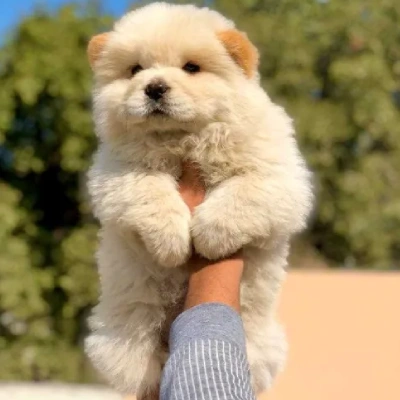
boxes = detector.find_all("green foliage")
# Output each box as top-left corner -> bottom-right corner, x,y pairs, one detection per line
0,5 -> 110,381
217,0 -> 400,268
0,0 -> 399,383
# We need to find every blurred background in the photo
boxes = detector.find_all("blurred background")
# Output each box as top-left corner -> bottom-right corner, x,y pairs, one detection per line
0,0 -> 399,399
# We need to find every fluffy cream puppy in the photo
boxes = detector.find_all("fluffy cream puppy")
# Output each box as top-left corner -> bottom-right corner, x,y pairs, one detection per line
85,2 -> 313,398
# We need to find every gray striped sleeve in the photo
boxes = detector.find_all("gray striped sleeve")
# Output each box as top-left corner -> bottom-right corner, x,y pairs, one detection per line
160,303 -> 256,400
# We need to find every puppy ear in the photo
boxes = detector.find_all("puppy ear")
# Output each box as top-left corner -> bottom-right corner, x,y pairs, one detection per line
87,33 -> 109,69
217,30 -> 259,78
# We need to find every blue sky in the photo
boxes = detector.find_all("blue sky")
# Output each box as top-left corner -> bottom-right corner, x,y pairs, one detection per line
0,0 -> 133,34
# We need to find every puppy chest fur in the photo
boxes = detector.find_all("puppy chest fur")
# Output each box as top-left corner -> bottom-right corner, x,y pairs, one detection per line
122,124 -> 255,186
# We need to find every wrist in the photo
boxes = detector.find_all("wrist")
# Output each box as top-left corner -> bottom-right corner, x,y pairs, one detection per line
184,254 -> 244,312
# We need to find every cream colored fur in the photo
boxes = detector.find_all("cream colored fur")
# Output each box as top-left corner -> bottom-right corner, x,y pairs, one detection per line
85,2 -> 313,397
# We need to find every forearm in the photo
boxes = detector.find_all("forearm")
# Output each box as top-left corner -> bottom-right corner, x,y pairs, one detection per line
160,255 -> 256,400
160,303 -> 256,400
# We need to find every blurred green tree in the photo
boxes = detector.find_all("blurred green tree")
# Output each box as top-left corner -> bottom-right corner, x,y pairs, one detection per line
0,5 -> 110,381
0,0 -> 399,384
216,0 -> 400,268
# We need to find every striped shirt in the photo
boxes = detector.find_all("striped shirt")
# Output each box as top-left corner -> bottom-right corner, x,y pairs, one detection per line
160,303 -> 256,400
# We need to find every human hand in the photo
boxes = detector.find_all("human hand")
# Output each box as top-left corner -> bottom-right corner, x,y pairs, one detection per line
178,161 -> 206,213
178,162 -> 244,313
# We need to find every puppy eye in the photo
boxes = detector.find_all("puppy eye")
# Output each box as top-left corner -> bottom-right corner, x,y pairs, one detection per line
130,64 -> 143,76
183,62 -> 200,74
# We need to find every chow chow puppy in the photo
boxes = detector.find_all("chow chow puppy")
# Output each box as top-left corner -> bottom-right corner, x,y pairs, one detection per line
85,2 -> 313,398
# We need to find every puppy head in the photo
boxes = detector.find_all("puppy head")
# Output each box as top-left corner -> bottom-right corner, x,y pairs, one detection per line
89,3 -> 259,139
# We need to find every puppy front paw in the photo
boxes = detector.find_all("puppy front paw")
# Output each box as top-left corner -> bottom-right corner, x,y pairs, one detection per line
154,228 -> 192,268
142,209 -> 192,268
191,205 -> 251,260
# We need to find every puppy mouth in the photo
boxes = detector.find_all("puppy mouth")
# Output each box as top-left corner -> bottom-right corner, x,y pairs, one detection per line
151,108 -> 167,116
148,103 -> 171,118
147,101 -> 169,117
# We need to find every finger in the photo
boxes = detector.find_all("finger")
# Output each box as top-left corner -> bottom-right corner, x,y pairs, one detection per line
180,161 -> 203,186
179,161 -> 206,213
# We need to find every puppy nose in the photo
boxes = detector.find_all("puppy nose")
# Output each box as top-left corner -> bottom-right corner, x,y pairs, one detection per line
145,80 -> 169,101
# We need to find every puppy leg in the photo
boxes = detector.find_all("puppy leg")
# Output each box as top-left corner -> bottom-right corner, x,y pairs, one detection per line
192,168 -> 312,261
246,319 -> 287,394
89,164 -> 192,268
192,175 -> 270,260
85,306 -> 165,397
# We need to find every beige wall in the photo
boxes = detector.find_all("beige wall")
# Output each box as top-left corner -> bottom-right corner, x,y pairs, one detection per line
262,271 -> 400,400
